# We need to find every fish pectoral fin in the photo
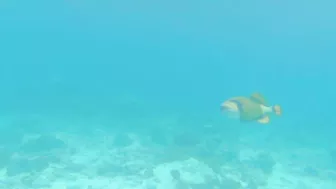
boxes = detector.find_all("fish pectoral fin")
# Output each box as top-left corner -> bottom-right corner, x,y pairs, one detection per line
257,115 -> 270,124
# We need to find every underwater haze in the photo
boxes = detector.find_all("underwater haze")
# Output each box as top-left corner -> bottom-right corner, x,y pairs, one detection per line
0,1 -> 336,188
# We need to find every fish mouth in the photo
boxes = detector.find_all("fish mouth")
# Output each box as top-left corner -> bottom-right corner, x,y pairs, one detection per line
220,102 -> 237,111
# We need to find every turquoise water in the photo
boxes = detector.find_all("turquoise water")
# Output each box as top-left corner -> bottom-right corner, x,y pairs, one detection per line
0,1 -> 336,188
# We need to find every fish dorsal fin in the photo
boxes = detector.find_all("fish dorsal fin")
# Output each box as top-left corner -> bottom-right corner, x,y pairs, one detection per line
250,92 -> 268,105
258,115 -> 270,124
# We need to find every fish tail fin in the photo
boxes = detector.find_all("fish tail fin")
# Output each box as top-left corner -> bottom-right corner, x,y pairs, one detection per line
273,105 -> 282,116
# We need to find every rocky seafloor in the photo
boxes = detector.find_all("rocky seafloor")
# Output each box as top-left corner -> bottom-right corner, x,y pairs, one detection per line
0,115 -> 335,189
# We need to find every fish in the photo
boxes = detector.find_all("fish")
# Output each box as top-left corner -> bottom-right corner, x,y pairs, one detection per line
220,92 -> 282,124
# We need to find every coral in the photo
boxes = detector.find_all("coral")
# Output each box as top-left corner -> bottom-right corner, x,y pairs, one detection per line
303,166 -> 319,177
220,177 -> 242,189
253,152 -> 276,175
113,133 -> 133,147
170,169 -> 181,180
6,155 -> 60,176
20,135 -> 66,154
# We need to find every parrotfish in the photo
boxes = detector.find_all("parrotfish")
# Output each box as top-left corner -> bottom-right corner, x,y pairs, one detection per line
221,93 -> 282,124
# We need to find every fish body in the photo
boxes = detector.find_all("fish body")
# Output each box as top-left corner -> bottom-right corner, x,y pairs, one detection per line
221,93 -> 281,124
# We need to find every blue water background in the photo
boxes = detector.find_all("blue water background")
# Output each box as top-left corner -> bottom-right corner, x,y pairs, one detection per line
0,0 -> 336,183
